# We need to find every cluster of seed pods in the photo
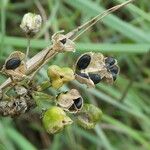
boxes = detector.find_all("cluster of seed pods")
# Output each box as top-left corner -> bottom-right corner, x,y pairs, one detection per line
75,52 -> 119,87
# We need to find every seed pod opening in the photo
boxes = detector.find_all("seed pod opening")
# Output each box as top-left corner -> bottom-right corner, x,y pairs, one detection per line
52,33 -> 75,52
76,54 -> 91,70
74,97 -> 83,109
60,38 -> 67,44
56,89 -> 83,113
1,51 -> 27,80
76,72 -> 89,79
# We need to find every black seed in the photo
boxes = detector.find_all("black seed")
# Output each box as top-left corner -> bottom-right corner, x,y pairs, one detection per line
74,97 -> 83,109
105,57 -> 116,67
77,54 -> 91,70
112,73 -> 117,81
60,38 -> 66,44
76,72 -> 89,79
5,58 -> 21,70
89,73 -> 101,84
110,65 -> 119,74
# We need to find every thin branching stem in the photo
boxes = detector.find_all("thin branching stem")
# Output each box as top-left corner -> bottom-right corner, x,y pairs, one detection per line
0,0 -> 134,91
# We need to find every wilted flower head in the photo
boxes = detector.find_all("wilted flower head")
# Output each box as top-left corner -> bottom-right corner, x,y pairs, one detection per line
47,65 -> 75,89
75,52 -> 119,87
56,89 -> 83,113
77,104 -> 102,129
52,32 -> 75,52
20,12 -> 42,35
42,106 -> 73,134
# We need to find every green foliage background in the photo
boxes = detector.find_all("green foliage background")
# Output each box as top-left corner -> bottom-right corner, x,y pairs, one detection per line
0,0 -> 150,150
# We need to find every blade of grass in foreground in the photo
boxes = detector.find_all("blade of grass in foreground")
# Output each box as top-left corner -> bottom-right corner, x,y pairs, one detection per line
103,114 -> 150,149
0,34 -> 149,53
5,127 -> 37,150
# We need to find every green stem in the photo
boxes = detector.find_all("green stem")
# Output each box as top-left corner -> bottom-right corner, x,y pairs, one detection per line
37,81 -> 52,91
25,37 -> 31,61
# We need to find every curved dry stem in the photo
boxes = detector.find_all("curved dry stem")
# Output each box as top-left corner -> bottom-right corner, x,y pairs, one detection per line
0,0 -> 134,91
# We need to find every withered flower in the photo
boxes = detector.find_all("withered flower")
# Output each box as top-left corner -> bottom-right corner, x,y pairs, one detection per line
47,65 -> 75,89
75,52 -> 119,87
56,89 -> 83,113
20,13 -> 42,36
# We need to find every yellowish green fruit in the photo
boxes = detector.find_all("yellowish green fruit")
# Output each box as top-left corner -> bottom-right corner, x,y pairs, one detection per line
42,106 -> 73,134
47,65 -> 75,89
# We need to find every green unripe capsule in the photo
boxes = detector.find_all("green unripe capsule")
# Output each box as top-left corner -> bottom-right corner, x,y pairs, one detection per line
42,106 -> 73,134
77,104 -> 102,129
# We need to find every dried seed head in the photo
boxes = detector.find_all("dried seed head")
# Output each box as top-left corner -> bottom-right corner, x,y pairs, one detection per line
2,97 -> 28,117
77,104 -> 102,129
20,13 -> 42,35
52,32 -> 75,52
47,65 -> 75,89
75,52 -> 120,87
42,106 -> 73,134
56,89 -> 83,113
15,86 -> 28,96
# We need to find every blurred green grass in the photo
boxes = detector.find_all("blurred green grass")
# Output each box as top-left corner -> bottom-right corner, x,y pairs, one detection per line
0,0 -> 150,150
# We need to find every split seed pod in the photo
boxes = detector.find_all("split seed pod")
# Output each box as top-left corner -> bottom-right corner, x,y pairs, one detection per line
20,13 -> 42,36
76,104 -> 102,129
47,65 -> 75,89
75,52 -> 119,87
56,89 -> 83,113
52,32 -> 75,52
42,106 -> 73,134
1,51 -> 27,80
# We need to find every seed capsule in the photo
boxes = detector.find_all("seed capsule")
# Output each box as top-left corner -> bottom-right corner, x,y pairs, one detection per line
110,65 -> 119,74
88,73 -> 101,84
5,58 -> 21,70
77,54 -> 91,70
74,97 -> 83,109
105,57 -> 116,67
